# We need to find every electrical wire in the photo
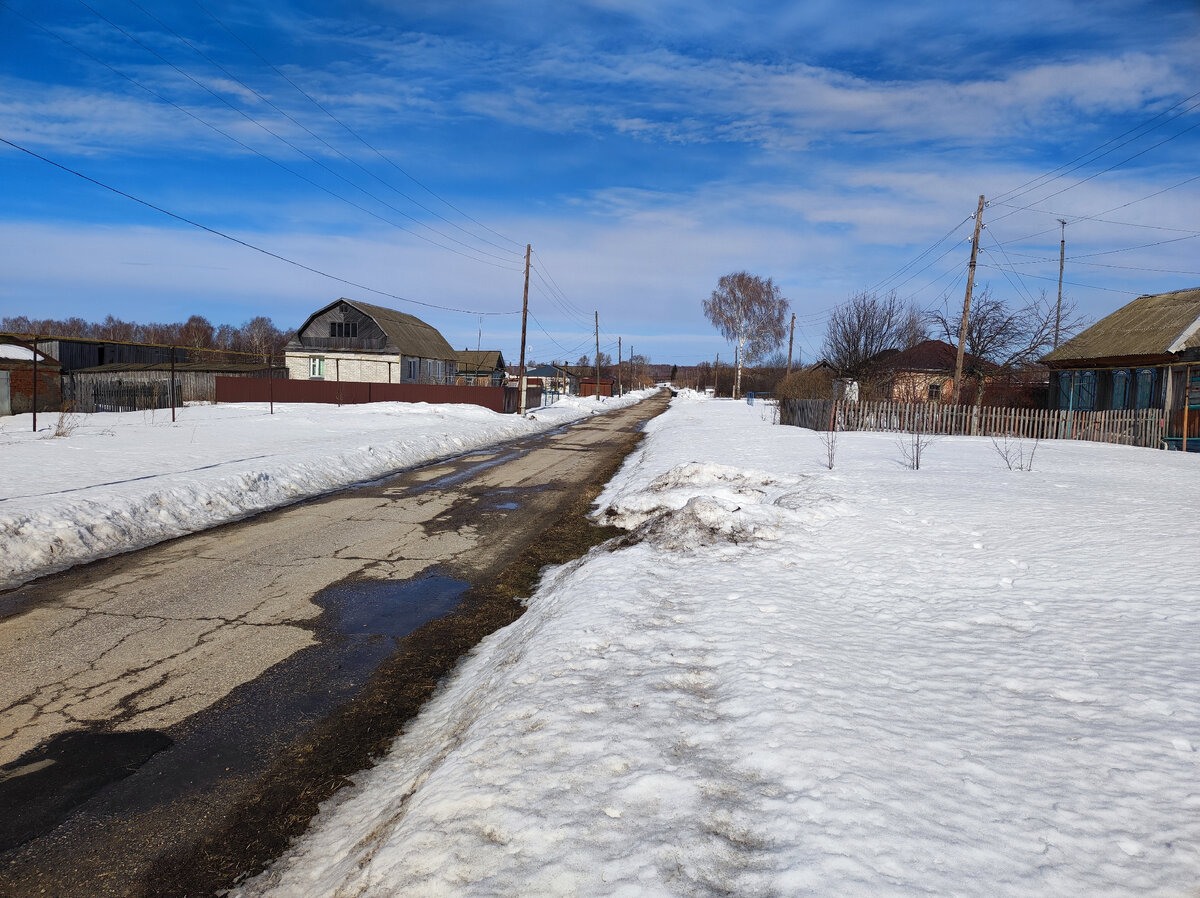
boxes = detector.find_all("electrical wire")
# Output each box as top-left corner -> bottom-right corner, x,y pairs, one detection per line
67,0 -> 522,270
0,136 -> 519,316
125,0 -> 522,260
187,0 -> 524,252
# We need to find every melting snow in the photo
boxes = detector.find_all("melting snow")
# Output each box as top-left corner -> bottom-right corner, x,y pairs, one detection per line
233,392 -> 1200,897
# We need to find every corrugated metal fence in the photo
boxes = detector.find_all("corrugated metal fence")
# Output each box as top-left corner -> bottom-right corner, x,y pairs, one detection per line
215,377 -> 541,414
780,399 -> 1166,448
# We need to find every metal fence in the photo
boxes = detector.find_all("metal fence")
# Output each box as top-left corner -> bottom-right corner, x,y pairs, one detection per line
215,377 -> 541,414
779,399 -> 1166,449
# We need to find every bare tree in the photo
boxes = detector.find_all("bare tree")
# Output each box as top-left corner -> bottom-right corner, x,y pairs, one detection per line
703,271 -> 789,399
823,290 -> 924,376
930,287 -> 1083,370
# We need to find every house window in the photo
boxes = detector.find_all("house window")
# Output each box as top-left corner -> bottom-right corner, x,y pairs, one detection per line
1074,370 -> 1096,410
406,358 -> 419,381
926,382 -> 942,402
309,357 -> 325,379
1135,368 -> 1156,409
329,322 -> 358,338
1111,369 -> 1130,410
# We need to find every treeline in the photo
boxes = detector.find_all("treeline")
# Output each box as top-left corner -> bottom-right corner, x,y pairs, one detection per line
0,313 -> 294,361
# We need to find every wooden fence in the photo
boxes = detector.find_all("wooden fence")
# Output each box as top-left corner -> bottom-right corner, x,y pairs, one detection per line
779,399 -> 1166,449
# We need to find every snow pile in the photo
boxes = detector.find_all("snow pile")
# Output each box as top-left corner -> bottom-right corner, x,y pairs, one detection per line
0,390 -> 656,589
239,397 -> 1200,897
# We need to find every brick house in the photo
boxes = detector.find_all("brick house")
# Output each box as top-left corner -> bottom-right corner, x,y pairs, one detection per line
284,299 -> 459,384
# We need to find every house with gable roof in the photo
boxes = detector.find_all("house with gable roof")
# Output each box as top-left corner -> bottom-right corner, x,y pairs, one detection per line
1042,287 -> 1200,448
284,298 -> 458,385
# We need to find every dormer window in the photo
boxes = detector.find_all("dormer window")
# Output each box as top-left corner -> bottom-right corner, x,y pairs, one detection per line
329,322 -> 358,338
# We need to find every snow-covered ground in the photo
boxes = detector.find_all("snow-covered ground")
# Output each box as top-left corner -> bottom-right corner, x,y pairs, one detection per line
0,392 -> 653,590
237,392 -> 1200,897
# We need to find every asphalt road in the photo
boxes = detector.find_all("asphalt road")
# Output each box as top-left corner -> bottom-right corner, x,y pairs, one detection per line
0,392 -> 668,897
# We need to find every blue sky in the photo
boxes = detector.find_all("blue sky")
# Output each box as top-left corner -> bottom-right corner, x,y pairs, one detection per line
2,0 -> 1199,366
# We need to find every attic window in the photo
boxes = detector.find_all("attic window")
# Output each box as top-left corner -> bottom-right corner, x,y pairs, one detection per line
329,322 -> 358,338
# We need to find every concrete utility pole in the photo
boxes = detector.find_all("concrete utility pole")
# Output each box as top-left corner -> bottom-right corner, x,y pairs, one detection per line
1054,219 -> 1066,349
953,195 -> 986,404
629,344 -> 634,390
618,336 -> 622,396
786,312 -> 796,377
594,311 -> 601,400
518,244 -> 531,415
31,334 -> 38,433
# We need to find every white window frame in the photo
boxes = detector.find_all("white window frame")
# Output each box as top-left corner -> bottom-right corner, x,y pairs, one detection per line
309,356 -> 325,379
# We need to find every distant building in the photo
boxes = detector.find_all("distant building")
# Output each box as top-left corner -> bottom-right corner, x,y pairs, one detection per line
524,364 -> 578,395
875,339 -> 995,403
284,298 -> 458,384
0,337 -> 61,415
456,350 -> 507,387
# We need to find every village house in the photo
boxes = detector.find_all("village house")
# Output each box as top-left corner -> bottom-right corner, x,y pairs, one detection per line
523,364 -> 578,395
873,339 -> 995,403
1042,286 -> 1200,448
456,350 -> 507,386
284,299 -> 459,385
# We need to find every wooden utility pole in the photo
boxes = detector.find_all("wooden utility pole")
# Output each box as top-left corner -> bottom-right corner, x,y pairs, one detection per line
518,244 -> 530,414
594,311 -> 601,400
618,336 -> 622,395
714,352 -> 719,395
629,344 -> 634,390
1054,219 -> 1067,349
170,345 -> 177,423
785,312 -> 796,377
953,195 -> 986,404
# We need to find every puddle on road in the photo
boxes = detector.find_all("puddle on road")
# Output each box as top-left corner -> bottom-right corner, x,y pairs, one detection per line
328,571 -> 468,640
494,502 -> 519,510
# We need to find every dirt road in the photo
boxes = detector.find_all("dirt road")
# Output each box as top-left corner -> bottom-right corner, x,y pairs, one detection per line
0,392 -> 667,897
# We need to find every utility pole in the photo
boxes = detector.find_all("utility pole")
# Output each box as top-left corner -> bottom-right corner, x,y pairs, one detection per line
785,312 -> 796,377
594,311 -> 601,401
953,195 -> 986,404
714,352 -> 719,396
1054,219 -> 1066,349
629,344 -> 634,391
618,336 -> 622,396
518,244 -> 530,415
31,334 -> 38,433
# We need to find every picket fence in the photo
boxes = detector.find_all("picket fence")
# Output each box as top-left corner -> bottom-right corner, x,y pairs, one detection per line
779,399 -> 1166,449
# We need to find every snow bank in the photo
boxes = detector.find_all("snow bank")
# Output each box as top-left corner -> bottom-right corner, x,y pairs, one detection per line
0,390 -> 655,589
239,396 -> 1200,897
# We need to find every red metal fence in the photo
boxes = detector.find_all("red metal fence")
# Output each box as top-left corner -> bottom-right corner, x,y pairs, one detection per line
214,377 -> 540,414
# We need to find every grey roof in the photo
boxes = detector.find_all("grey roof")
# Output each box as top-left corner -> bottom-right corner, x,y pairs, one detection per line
457,349 -> 506,372
1042,287 -> 1200,363
295,299 -> 457,360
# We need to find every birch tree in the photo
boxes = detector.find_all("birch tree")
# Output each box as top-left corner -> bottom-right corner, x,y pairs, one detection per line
703,271 -> 789,399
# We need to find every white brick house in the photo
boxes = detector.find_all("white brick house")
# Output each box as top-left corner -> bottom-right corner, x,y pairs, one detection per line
284,298 -> 458,385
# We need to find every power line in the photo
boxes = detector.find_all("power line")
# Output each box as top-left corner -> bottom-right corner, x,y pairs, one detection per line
974,262 -> 1140,295
990,90 -> 1200,207
126,0 -> 522,261
0,136 -> 519,316
66,0 -> 521,270
187,0 -> 524,252
4,1 -> 522,272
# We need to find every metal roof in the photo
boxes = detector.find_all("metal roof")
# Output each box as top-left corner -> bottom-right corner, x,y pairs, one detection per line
457,349 -> 506,372
293,299 -> 457,360
1042,287 -> 1200,362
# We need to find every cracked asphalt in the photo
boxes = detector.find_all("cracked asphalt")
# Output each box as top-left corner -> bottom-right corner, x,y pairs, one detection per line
0,392 -> 667,897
